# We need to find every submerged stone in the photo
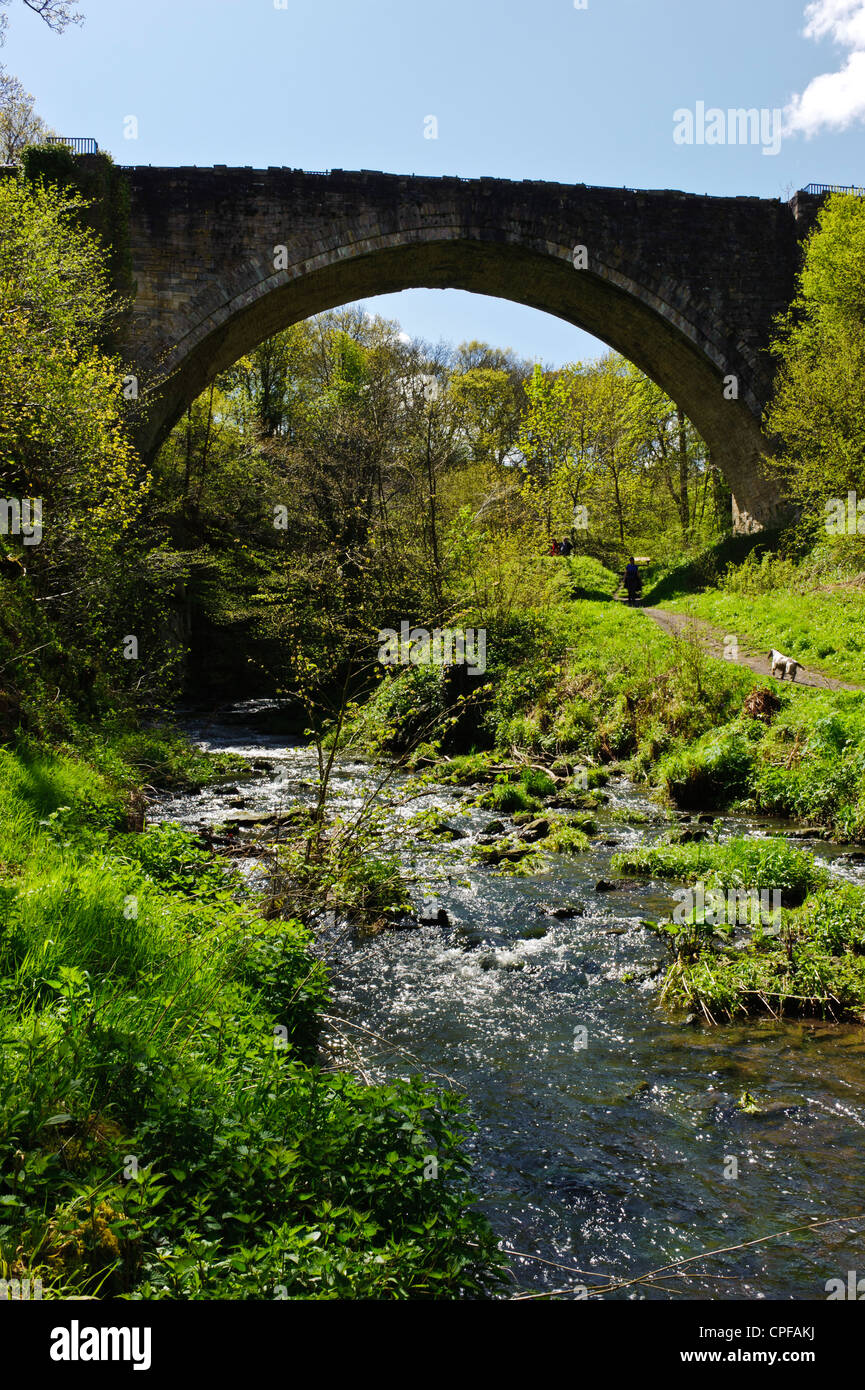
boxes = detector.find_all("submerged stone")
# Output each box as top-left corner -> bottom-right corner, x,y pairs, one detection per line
418,899 -> 451,926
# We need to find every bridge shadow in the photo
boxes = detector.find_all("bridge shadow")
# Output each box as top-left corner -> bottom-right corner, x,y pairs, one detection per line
562,551 -> 622,602
642,530 -> 783,606
567,579 -> 618,603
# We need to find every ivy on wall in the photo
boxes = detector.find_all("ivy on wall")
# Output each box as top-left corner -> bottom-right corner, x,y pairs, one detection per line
20,145 -> 136,349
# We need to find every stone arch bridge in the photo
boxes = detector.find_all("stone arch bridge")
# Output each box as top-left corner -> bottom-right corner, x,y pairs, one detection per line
118,166 -> 823,532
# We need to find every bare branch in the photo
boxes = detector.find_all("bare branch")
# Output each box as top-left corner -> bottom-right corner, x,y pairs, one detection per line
0,0 -> 84,45
20,0 -> 83,32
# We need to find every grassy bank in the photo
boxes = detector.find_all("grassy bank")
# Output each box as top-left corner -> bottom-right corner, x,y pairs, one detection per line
348,560 -> 753,766
658,878 -> 865,1024
657,540 -> 865,687
351,556 -> 865,841
0,737 -> 502,1299
343,552 -> 865,1023
612,837 -> 865,1023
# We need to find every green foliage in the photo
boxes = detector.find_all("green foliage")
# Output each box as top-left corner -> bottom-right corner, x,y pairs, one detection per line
448,358 -> 528,470
798,883 -> 865,956
566,555 -> 621,599
415,751 -> 499,785
0,742 -> 503,1299
0,743 -> 125,867
21,146 -> 136,319
642,531 -> 774,605
544,819 -> 590,854
643,675 -> 865,840
634,536 -> 865,833
656,725 -> 757,809
267,821 -> 412,938
477,766 -> 556,813
613,835 -> 825,904
656,879 -> 865,1023
748,692 -> 865,838
346,664 -> 447,756
766,193 -> 865,522
517,352 -> 721,557
107,728 -> 249,791
0,172 -> 176,734
118,821 -> 242,897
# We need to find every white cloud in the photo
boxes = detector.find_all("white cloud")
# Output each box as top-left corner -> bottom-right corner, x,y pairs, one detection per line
803,0 -> 865,47
787,0 -> 865,135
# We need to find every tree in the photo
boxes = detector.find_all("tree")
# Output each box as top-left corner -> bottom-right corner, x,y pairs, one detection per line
0,70 -> 50,161
517,355 -> 643,545
623,363 -> 711,541
515,352 -> 718,555
765,194 -> 865,522
517,363 -> 592,541
0,174 -> 151,708
0,0 -> 80,161
580,354 -> 639,544
448,341 -> 531,466
0,0 -> 83,42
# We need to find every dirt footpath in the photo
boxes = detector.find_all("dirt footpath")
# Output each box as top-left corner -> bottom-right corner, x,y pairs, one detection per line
639,605 -> 863,693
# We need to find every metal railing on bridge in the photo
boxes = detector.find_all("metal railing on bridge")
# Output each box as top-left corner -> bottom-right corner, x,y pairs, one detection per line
46,136 -> 99,155
803,182 -> 865,197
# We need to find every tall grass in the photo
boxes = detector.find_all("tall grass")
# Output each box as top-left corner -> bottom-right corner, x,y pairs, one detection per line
613,835 -> 824,904
0,743 -> 503,1299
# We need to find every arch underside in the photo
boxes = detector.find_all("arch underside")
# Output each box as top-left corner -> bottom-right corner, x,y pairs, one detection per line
135,234 -> 781,529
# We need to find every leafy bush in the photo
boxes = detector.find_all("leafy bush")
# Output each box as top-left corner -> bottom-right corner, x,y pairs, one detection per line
656,725 -> 756,809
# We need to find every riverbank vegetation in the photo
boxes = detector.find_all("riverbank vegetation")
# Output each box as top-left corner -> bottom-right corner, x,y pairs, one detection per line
3,76 -> 865,1299
612,830 -> 865,1024
655,879 -> 865,1026
651,191 -> 865,688
0,739 -> 503,1297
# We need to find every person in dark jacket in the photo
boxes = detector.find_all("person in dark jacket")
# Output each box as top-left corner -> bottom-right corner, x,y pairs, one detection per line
623,557 -> 641,606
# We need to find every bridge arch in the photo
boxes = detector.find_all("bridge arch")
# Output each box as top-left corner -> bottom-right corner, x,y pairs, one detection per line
123,168 -> 810,531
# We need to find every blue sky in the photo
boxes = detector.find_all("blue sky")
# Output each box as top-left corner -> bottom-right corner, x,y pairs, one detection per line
7,0 -> 865,364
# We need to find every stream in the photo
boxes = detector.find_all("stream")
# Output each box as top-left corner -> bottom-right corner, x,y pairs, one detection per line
153,701 -> 865,1300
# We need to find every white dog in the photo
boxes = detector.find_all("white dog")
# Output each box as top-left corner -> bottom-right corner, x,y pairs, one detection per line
769,648 -> 799,682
